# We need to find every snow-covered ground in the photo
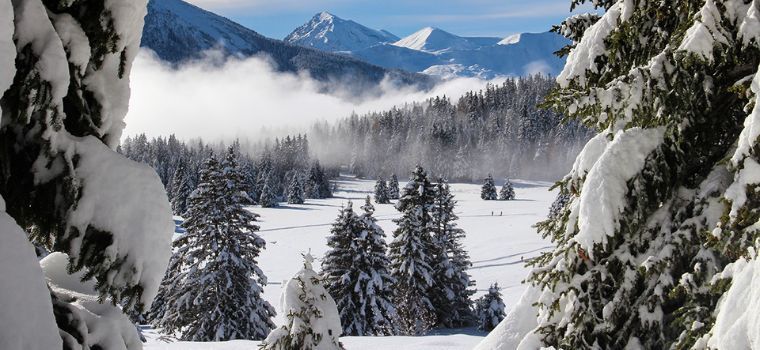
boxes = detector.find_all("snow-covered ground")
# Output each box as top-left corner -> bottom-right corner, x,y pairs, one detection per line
145,176 -> 556,349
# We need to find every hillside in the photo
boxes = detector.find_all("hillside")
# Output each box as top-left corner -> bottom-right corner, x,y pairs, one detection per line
141,0 -> 432,87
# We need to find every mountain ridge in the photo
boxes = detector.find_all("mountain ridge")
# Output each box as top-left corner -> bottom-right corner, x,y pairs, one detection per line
140,0 -> 433,88
285,12 -> 569,78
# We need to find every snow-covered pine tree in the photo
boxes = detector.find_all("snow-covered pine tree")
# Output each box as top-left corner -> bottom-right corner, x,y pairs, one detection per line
498,178 -> 515,200
322,198 -> 398,336
322,200 -> 363,334
430,179 -> 475,327
221,145 -> 248,195
387,174 -> 400,200
170,161 -> 194,215
241,160 -> 259,204
480,174 -> 497,200
475,283 -> 505,332
147,249 -> 184,325
306,160 -> 332,199
476,1 -> 760,349
0,0 -> 173,347
259,177 -> 279,208
287,173 -> 305,204
389,166 -> 437,335
355,196 -> 398,335
154,155 -> 275,341
547,191 -> 571,220
374,177 -> 391,204
260,253 -> 345,350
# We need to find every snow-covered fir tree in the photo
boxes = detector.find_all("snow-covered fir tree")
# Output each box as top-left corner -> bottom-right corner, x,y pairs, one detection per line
476,1 -> 760,349
480,174 -> 497,200
0,0 -> 173,347
170,161 -> 194,215
147,250 -> 184,325
306,160 -> 332,199
387,174 -> 400,200
547,191 -> 570,220
221,145 -> 253,205
322,198 -> 398,336
153,155 -> 275,341
354,196 -> 398,335
322,200 -> 363,332
374,177 -> 391,204
475,283 -> 505,332
241,160 -> 259,204
498,178 -> 515,200
388,166 -> 437,335
430,179 -> 475,327
259,177 -> 279,208
287,174 -> 305,204
261,253 -> 344,350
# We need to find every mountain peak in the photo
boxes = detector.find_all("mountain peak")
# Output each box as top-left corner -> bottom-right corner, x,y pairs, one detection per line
393,26 -> 476,53
285,12 -> 399,52
316,11 -> 337,21
498,33 -> 522,45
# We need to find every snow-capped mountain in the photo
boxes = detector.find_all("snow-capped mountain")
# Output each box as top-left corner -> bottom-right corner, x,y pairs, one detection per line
140,0 -> 431,87
392,27 -> 481,53
285,11 -> 399,52
285,13 -> 569,78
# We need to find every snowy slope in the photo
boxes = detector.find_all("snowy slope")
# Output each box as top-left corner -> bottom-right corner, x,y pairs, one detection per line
285,13 -> 569,78
393,27 -> 481,53
141,0 -> 431,87
145,176 -> 555,349
285,12 -> 399,52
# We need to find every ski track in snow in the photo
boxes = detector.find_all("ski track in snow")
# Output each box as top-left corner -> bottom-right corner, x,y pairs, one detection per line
145,176 -> 555,350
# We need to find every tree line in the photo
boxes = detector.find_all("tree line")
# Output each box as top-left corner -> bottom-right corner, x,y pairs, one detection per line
119,134 -> 334,213
309,74 -> 593,182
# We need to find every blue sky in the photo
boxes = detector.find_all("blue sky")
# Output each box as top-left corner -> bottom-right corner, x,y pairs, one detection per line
184,0 -> 589,39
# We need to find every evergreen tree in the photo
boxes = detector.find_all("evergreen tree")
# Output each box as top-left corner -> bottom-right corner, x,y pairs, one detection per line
322,201 -> 363,331
221,146 -> 253,204
240,159 -> 258,204
147,250 -> 184,325
498,178 -> 515,200
374,178 -> 390,204
306,160 -> 332,199
260,253 -> 344,350
154,155 -> 275,341
322,198 -> 397,336
480,174 -> 497,200
387,174 -> 400,200
259,176 -> 279,208
475,283 -> 505,332
170,161 -> 194,215
287,174 -> 305,205
487,1 -> 760,348
430,180 -> 475,328
0,0 -> 173,346
355,197 -> 398,335
388,166 -> 437,335
547,191 -> 570,220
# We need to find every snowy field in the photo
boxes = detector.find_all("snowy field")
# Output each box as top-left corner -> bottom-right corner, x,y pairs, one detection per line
145,176 -> 556,349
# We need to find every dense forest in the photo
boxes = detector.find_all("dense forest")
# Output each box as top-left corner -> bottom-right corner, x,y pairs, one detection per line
309,74 -> 592,181
119,134 -> 334,213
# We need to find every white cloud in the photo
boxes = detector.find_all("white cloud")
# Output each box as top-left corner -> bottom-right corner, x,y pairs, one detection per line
124,50 -> 495,141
